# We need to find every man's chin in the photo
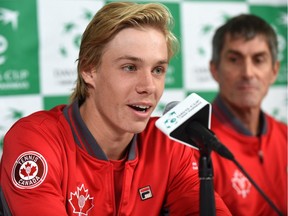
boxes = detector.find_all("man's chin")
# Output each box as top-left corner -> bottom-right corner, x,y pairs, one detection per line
130,120 -> 150,134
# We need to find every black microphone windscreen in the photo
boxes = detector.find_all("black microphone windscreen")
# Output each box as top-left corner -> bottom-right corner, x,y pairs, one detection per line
163,101 -> 179,115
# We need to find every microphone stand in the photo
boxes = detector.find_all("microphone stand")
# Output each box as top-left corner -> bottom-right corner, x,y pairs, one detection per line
188,128 -> 216,216
198,146 -> 216,216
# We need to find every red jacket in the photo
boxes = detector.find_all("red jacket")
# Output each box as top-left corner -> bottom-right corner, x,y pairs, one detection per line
211,97 -> 287,216
0,101 -> 231,215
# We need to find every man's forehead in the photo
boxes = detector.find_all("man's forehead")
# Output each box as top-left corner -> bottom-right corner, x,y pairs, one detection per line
223,34 -> 270,53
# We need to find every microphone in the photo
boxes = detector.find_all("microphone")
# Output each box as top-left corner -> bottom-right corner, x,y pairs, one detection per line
162,101 -> 179,115
156,93 -> 233,160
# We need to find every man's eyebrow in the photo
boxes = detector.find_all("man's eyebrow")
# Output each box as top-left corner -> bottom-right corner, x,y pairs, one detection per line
114,55 -> 169,65
114,55 -> 143,63
226,50 -> 242,56
157,59 -> 169,65
226,49 -> 268,57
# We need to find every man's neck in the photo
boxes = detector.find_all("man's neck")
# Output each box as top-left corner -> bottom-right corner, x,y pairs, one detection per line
80,100 -> 134,160
214,95 -> 266,136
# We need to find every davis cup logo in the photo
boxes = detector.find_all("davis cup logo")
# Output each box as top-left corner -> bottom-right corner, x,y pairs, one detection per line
164,111 -> 178,129
12,151 -> 48,189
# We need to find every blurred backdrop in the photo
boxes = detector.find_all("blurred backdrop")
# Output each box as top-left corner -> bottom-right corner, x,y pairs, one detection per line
0,0 -> 287,154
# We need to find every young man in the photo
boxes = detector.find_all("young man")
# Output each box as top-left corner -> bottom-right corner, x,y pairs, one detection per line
209,14 -> 287,215
0,2 -> 231,215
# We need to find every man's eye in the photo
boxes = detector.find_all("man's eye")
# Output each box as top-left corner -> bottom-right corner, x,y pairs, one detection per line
254,56 -> 265,64
153,67 -> 165,75
228,57 -> 238,63
123,65 -> 136,72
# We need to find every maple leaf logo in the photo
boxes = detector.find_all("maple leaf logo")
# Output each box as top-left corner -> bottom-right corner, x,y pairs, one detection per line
20,162 -> 37,179
231,170 -> 251,198
69,184 -> 94,215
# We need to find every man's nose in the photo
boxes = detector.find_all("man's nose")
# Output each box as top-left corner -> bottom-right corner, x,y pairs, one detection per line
242,59 -> 255,78
135,71 -> 156,94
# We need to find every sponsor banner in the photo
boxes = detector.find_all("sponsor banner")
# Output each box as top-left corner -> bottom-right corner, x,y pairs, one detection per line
37,0 -> 105,95
163,2 -> 183,89
0,95 -> 42,154
262,86 -> 288,123
181,1 -> 248,91
249,5 -> 287,85
43,95 -> 70,110
188,90 -> 218,103
247,0 -> 287,5
0,0 -> 39,95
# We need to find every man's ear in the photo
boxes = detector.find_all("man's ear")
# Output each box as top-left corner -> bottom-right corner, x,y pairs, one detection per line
209,61 -> 219,82
81,68 -> 96,87
270,61 -> 280,85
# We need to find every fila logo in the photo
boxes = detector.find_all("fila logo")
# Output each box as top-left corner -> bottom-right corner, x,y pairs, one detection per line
139,186 -> 153,200
192,162 -> 198,170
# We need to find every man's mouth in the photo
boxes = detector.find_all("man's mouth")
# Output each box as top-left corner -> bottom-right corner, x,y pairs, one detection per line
129,105 -> 151,113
